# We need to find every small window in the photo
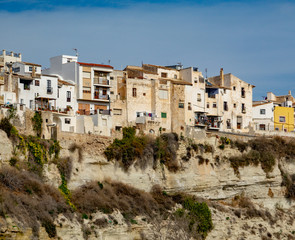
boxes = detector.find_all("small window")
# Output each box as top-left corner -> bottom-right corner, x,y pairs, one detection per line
161,112 -> 167,118
115,126 -> 122,131
161,72 -> 167,78
66,91 -> 71,102
259,124 -> 266,130
279,116 -> 286,123
29,66 -> 33,71
102,89 -> 107,95
174,74 -> 177,79
46,119 -> 48,123
178,102 -> 184,108
132,88 -> 137,97
207,102 -> 210,108
234,103 -> 236,108
197,93 -> 201,102
260,109 -> 266,115
224,101 -> 228,111
13,67 -> 20,72
110,76 -> 114,80
65,118 -> 71,124
213,103 -> 217,108
110,91 -> 114,94
143,93 -> 146,96
113,109 -> 122,115
233,86 -> 236,91
35,80 -> 40,86
188,102 -> 192,110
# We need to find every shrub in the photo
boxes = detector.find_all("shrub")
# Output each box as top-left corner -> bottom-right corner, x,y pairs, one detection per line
104,128 -> 180,172
204,144 -> 213,153
0,117 -> 13,138
31,111 -> 43,137
0,167 -> 70,237
9,157 -> 18,167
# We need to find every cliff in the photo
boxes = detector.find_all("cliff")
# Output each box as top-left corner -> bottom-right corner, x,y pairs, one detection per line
1,128 -> 295,239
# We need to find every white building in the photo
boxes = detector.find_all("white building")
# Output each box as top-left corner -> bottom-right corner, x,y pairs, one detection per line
252,101 -> 274,131
43,55 -> 113,115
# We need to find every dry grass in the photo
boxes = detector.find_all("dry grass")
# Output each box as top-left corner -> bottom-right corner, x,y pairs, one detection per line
0,166 -> 71,237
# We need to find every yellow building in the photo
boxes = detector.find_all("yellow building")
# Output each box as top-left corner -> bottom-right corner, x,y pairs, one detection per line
274,106 -> 294,132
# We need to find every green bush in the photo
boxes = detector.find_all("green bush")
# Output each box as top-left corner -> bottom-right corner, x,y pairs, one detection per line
9,157 -> 18,167
104,127 -> 179,172
32,111 -> 43,137
0,117 -> 13,138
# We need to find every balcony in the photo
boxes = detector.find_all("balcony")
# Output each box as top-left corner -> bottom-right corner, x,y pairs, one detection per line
47,87 -> 53,94
93,77 -> 110,86
93,93 -> 109,101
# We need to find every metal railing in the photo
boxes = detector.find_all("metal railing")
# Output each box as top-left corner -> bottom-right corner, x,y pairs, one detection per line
93,77 -> 109,85
93,93 -> 109,100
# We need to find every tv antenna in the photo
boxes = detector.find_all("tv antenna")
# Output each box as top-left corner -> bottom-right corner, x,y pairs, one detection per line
73,48 -> 78,57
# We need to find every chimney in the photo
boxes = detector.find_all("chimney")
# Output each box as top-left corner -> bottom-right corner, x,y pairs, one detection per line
220,68 -> 224,86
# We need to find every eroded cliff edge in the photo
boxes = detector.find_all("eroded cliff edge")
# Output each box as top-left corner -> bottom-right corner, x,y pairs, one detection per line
1,128 -> 295,239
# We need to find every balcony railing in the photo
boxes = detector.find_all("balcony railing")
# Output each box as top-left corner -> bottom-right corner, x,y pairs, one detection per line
93,77 -> 109,86
78,109 -> 111,116
93,93 -> 109,100
47,87 -> 53,94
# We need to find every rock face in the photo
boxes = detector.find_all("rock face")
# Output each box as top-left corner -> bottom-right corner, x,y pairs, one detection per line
2,133 -> 295,239
0,130 -> 13,164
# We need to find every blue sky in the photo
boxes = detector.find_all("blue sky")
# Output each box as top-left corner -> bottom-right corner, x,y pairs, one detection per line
1,0 -> 295,100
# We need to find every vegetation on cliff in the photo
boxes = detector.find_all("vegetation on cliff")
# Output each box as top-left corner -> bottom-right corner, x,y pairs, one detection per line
104,127 -> 180,171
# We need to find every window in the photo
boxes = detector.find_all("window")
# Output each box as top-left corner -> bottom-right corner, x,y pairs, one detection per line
132,88 -> 137,97
29,100 -> 33,109
179,102 -> 184,108
260,109 -> 266,115
20,99 -> 24,104
65,118 -> 71,124
110,91 -> 114,94
115,126 -> 122,131
82,72 -> 91,78
159,90 -> 168,99
233,86 -> 236,91
110,76 -> 114,80
35,80 -> 40,86
174,74 -> 177,79
242,103 -> 246,113
226,119 -> 231,129
259,124 -> 266,130
66,91 -> 71,102
24,83 -> 30,90
279,116 -> 286,123
102,89 -> 107,95
213,102 -> 217,108
113,109 -> 122,115
188,102 -> 192,110
237,116 -> 242,129
143,93 -> 146,96
224,101 -> 228,111
241,87 -> 245,98
29,66 -> 33,71
234,103 -> 236,108
161,112 -> 167,118
47,80 -> 52,94
207,102 -> 209,108
13,67 -> 20,72
194,78 -> 198,83
199,77 -> 205,83
197,93 -> 201,102
161,72 -> 167,78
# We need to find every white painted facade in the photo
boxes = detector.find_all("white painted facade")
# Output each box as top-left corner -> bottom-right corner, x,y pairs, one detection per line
252,102 -> 274,131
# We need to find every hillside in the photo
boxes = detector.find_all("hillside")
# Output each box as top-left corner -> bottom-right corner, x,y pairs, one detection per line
1,123 -> 295,239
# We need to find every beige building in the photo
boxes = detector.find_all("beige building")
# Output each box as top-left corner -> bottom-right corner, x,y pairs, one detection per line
206,68 -> 255,132
110,64 -> 206,135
